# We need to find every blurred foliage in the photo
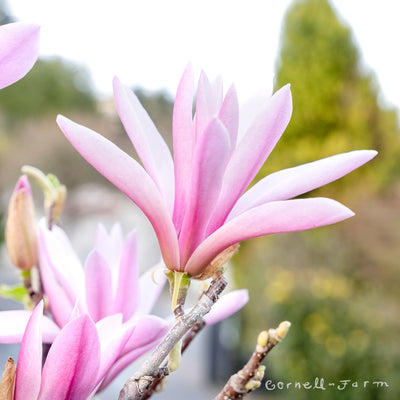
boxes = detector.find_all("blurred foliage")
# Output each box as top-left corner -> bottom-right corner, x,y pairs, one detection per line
0,57 -> 96,126
233,0 -> 400,399
262,0 -> 400,193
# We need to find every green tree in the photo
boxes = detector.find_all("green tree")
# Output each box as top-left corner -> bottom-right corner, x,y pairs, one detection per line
233,1 -> 400,399
263,0 -> 400,192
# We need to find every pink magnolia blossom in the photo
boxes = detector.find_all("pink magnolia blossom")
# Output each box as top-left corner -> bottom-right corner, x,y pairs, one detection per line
0,22 -> 40,89
56,64 -> 377,277
13,301 -> 133,399
0,220 -> 248,389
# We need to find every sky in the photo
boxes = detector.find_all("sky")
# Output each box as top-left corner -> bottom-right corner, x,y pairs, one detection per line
7,0 -> 400,111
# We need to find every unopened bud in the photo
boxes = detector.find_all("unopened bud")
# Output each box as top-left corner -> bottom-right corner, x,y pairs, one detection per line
256,330 -> 269,350
276,321 -> 291,340
6,176 -> 38,270
0,357 -> 16,400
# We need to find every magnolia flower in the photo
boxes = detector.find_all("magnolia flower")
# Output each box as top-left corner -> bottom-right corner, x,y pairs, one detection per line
0,221 -> 248,389
11,301 -> 133,399
56,64 -> 377,278
0,22 -> 40,89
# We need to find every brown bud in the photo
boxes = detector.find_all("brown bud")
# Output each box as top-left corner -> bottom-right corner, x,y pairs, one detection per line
0,357 -> 16,400
6,175 -> 38,270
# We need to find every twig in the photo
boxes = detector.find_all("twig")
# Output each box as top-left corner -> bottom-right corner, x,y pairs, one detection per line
214,321 -> 291,400
119,275 -> 227,400
140,319 -> 206,400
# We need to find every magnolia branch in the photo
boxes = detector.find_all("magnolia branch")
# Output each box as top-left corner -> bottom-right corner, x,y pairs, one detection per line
214,321 -> 291,400
119,275 -> 227,400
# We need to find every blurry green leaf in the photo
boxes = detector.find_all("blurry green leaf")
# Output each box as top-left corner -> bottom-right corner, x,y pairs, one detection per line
0,284 -> 28,303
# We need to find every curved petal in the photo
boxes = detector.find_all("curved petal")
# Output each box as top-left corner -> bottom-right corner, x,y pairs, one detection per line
84,250 -> 113,322
204,289 -> 249,326
229,150 -> 378,218
0,310 -> 59,344
178,118 -> 231,266
94,223 -> 124,268
38,225 -> 77,327
114,231 -> 139,320
218,84 -> 239,152
39,315 -> 100,400
135,262 -> 166,316
185,198 -> 354,276
14,302 -> 43,400
195,71 -> 224,141
38,221 -> 85,309
98,315 -> 169,391
0,22 -> 40,89
172,63 -> 195,232
113,77 -> 174,212
57,115 -> 180,270
95,315 -> 135,386
207,84 -> 293,234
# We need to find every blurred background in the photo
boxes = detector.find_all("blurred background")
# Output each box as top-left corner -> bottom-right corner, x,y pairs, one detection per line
1,0 -> 400,399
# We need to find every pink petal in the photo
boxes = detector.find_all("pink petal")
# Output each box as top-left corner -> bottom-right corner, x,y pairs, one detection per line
185,197 -> 354,276
94,223 -> 124,267
95,315 -> 135,386
229,150 -> 378,218
113,77 -> 175,212
14,302 -> 43,400
135,262 -> 166,316
114,231 -> 139,320
204,289 -> 249,326
39,315 -> 100,400
57,115 -> 180,270
0,22 -> 40,89
218,84 -> 239,153
207,84 -> 292,234
38,221 -> 85,306
38,225 -> 77,327
98,315 -> 169,390
84,250 -> 114,322
195,71 -> 223,141
178,118 -> 231,266
0,310 -> 59,343
172,63 -> 195,232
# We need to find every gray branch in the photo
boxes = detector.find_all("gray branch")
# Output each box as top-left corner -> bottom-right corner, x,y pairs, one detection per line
118,275 -> 227,400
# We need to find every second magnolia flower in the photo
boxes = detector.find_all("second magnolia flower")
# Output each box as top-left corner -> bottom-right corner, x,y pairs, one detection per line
57,64 -> 377,278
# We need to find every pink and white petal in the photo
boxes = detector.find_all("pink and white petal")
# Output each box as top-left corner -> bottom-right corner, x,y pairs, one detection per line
14,302 -> 43,400
98,316 -> 170,391
186,198 -> 354,276
135,262 -> 166,317
0,310 -> 59,343
57,115 -> 180,270
204,289 -> 249,326
229,150 -> 378,219
84,250 -> 114,322
38,228 -> 76,327
121,315 -> 169,356
172,63 -> 195,232
113,77 -> 175,212
178,118 -> 231,266
38,221 -> 85,305
195,71 -> 223,141
95,315 -> 135,386
114,231 -> 139,320
39,315 -> 100,400
207,85 -> 292,234
94,223 -> 123,268
237,83 -> 274,142
219,84 -> 239,152
0,22 -> 40,89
